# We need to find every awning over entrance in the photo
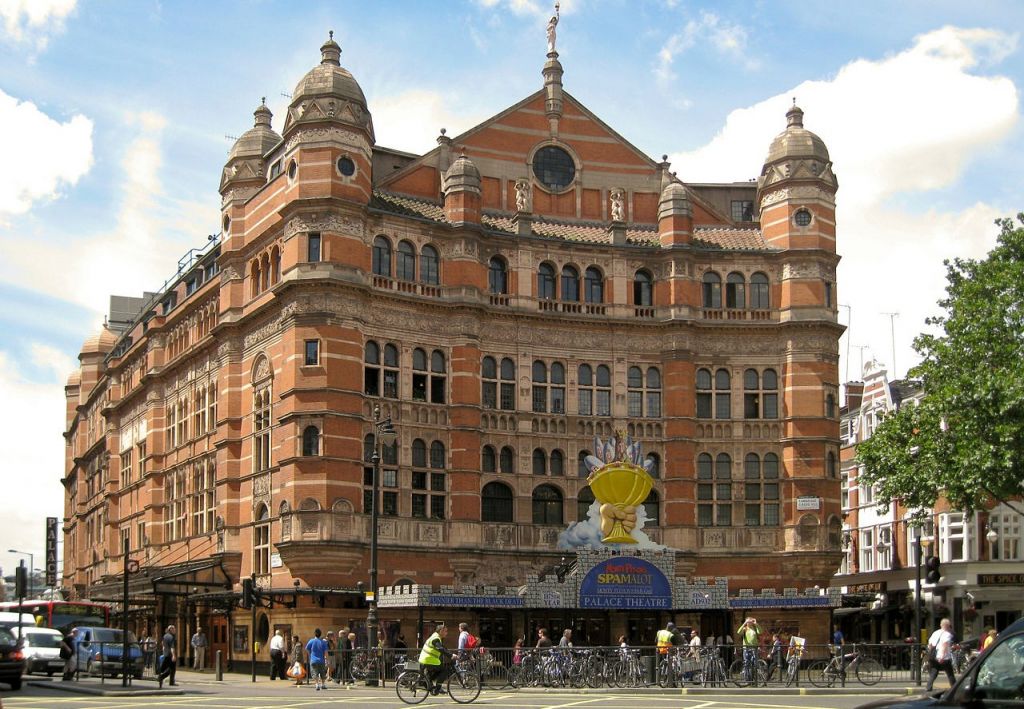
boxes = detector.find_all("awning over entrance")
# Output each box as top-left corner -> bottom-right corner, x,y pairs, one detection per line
150,558 -> 233,596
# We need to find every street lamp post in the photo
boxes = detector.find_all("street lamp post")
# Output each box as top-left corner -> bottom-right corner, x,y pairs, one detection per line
911,525 -> 923,686
8,549 -> 34,599
366,405 -> 396,687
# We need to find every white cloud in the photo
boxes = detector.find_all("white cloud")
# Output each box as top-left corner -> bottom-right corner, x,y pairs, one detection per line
0,347 -> 73,579
671,26 -> 1020,382
372,89 -> 490,155
0,89 -> 93,218
0,0 -> 77,48
656,11 -> 755,84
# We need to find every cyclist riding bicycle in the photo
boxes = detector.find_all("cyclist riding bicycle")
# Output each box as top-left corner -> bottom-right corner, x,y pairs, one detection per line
418,623 -> 453,695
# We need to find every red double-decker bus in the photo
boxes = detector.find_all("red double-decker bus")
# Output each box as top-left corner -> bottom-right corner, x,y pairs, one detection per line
0,600 -> 110,631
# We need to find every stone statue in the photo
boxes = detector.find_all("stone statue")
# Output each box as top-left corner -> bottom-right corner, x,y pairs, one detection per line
546,2 -> 559,54
610,188 -> 625,222
515,179 -> 531,212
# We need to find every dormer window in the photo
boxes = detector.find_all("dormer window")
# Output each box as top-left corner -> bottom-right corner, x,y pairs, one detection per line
269,160 -> 282,180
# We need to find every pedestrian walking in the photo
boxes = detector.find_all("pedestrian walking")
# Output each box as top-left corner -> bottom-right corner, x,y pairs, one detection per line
535,628 -> 553,648
191,627 -> 207,670
305,628 -> 330,691
558,628 -> 573,648
335,628 -> 353,684
289,634 -> 305,686
157,625 -> 178,688
60,627 -> 77,681
269,629 -> 287,680
325,630 -> 337,682
926,618 -> 956,691
141,630 -> 156,672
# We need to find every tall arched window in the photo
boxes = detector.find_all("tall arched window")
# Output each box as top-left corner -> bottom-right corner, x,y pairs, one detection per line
633,269 -> 653,306
550,449 -> 564,476
561,265 -> 580,302
383,344 -> 399,398
430,440 -> 446,469
577,450 -> 590,477
372,236 -> 392,277
411,438 -> 427,467
538,263 -> 556,300
532,448 -> 547,475
420,245 -> 439,285
499,446 -> 515,474
550,362 -> 566,414
750,272 -> 770,309
827,450 -> 837,479
825,393 -> 836,419
253,503 -> 270,575
489,256 -> 508,295
577,486 -> 595,521
532,360 -> 548,413
301,425 -> 320,457
726,272 -> 746,309
643,490 -> 660,526
714,368 -> 731,419
482,445 -> 496,473
499,358 -> 515,410
647,452 -> 661,479
697,453 -> 732,527
532,485 -> 563,525
696,368 -> 713,419
364,341 -> 380,396
482,356 -> 498,409
702,271 -> 722,308
396,240 -> 416,281
584,267 -> 603,303
744,452 -> 780,526
482,482 -> 513,523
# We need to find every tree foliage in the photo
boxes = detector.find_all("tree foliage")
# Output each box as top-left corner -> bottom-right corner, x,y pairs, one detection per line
857,214 -> 1024,516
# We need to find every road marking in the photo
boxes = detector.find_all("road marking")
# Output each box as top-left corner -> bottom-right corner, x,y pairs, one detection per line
539,698 -> 608,709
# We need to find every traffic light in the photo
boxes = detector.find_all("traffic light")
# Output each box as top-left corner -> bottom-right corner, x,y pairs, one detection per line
239,577 -> 253,609
925,555 -> 942,584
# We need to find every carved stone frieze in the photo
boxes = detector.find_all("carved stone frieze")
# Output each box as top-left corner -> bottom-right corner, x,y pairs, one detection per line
217,338 -> 241,361
220,264 -> 241,282
253,473 -> 271,497
284,125 -> 371,156
759,183 -> 834,209
782,261 -> 835,280
244,317 -> 284,350
285,213 -> 364,240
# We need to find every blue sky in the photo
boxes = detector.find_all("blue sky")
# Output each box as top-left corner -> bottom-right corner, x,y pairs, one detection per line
0,0 -> 1020,578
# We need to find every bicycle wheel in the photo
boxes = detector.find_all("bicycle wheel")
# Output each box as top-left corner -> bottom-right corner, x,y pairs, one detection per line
396,671 -> 430,705
448,670 -> 482,704
585,657 -> 604,688
657,658 -> 674,688
856,657 -> 883,686
806,659 -> 835,688
349,657 -> 368,681
483,663 -> 508,689
755,659 -> 770,687
784,660 -> 799,687
728,658 -> 750,687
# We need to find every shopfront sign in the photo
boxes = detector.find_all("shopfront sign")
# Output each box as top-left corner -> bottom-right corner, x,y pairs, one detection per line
729,596 -> 831,608
578,556 -> 672,609
428,594 -> 524,608
45,517 -> 58,587
977,573 -> 1024,586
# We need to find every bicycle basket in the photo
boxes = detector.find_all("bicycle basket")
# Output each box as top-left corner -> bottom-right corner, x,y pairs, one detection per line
404,660 -> 420,671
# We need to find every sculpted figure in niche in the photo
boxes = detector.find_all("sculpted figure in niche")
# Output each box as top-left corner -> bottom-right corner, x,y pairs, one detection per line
515,179 -> 531,212
546,2 -> 559,54
610,189 -> 625,222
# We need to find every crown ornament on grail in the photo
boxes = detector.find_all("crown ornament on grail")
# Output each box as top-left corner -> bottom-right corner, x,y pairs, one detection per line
585,431 -> 656,544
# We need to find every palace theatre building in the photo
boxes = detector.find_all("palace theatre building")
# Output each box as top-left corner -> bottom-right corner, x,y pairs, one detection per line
62,32 -> 843,664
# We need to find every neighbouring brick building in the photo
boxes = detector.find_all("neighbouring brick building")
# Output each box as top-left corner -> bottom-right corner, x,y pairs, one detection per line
62,30 -> 843,666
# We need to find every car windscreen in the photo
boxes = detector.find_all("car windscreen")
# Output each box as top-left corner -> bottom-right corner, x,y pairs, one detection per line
26,632 -> 63,648
88,629 -> 138,644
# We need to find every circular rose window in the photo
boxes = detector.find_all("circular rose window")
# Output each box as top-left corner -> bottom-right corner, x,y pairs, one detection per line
532,146 -> 576,192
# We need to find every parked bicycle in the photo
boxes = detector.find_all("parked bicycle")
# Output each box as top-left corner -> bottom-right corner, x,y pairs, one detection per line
806,644 -> 883,687
700,646 -> 729,687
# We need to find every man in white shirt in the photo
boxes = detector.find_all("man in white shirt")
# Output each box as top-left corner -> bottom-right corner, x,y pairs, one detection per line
688,629 -> 702,659
269,629 -> 286,680
926,618 -> 956,691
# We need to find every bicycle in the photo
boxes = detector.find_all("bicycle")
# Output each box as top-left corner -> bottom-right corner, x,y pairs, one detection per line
349,649 -> 379,681
700,646 -> 728,687
782,641 -> 804,687
611,647 -> 645,688
395,658 -> 481,704
806,644 -> 883,687
729,647 -> 768,687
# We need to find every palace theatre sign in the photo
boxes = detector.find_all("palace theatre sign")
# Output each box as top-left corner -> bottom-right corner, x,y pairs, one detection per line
579,556 -> 672,609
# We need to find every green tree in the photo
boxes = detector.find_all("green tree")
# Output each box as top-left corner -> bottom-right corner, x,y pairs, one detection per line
857,213 -> 1024,516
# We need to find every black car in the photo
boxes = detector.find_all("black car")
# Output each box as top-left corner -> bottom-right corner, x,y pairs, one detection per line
0,626 -> 26,690
856,618 -> 1024,708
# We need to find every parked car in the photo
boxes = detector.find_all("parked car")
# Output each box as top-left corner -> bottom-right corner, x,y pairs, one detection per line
0,626 -> 26,690
17,627 -> 65,676
855,618 -> 1024,708
71,627 -> 144,679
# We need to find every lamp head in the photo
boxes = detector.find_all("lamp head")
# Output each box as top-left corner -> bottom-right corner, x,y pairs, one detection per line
986,526 -> 998,544
378,418 -> 397,445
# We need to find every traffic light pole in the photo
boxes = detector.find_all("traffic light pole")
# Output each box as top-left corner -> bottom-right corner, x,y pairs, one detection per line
914,537 -> 922,686
250,573 -> 257,684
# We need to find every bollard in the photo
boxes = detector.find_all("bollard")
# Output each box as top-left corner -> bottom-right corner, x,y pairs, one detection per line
216,650 -> 223,681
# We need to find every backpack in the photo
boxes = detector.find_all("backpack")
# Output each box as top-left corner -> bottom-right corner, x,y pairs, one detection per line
465,634 -> 479,649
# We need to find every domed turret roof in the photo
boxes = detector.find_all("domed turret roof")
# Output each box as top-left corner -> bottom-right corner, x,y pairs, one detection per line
658,180 -> 692,220
442,152 -> 481,194
283,32 -> 373,139
81,326 -> 117,356
66,369 -> 81,388
228,99 -> 281,163
764,103 -> 830,165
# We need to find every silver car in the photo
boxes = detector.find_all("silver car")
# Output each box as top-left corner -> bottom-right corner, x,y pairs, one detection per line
19,627 -> 65,676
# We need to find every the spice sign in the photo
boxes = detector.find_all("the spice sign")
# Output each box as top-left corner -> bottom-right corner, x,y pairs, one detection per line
578,556 -> 671,609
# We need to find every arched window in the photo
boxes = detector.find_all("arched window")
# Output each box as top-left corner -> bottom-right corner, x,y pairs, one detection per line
643,490 -> 660,526
646,368 -> 662,417
550,362 -> 566,414
482,445 -> 496,473
532,485 -> 563,525
420,245 -> 439,285
382,344 -> 399,398
762,369 -> 778,418
696,368 -> 713,419
430,440 -> 446,469
372,236 -> 392,277
726,272 -> 745,309
532,448 -> 547,475
254,503 -> 270,575
577,486 -> 595,521
301,425 -> 320,457
697,453 -> 732,527
750,272 -> 770,309
482,482 -> 513,523
584,267 -> 603,303
532,361 -> 547,413
488,256 -> 508,295
396,240 -> 416,281
364,341 -> 381,396
550,449 -> 564,476
825,393 -> 836,419
538,263 -> 556,300
500,446 -> 515,474
697,452 -> 713,480
714,368 -> 731,419
633,270 -> 653,306
763,453 -> 779,479
702,271 -> 722,309
499,358 -> 515,410
577,450 -> 590,477
647,452 -> 660,479
412,438 -> 427,468
827,450 -> 837,478
744,451 -> 780,526
482,356 -> 498,409
561,265 -> 580,302
363,433 -> 375,462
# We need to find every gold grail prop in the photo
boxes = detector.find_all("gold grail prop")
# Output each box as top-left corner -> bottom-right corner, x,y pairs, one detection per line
588,462 -> 653,544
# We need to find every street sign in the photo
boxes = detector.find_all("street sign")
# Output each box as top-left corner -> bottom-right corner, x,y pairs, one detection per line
45,517 -> 58,587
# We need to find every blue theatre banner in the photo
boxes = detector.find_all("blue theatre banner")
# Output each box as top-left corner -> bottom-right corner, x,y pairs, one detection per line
578,556 -> 672,609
